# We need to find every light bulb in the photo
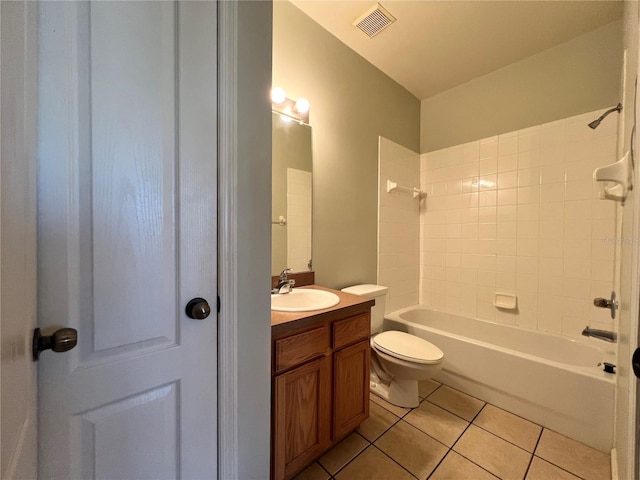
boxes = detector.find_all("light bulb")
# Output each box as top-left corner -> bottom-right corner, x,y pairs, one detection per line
280,106 -> 292,123
295,98 -> 310,114
271,87 -> 286,104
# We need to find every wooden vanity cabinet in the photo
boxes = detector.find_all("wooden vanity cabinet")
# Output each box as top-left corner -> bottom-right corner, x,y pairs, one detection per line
271,303 -> 372,480
273,356 -> 331,480
333,339 -> 370,439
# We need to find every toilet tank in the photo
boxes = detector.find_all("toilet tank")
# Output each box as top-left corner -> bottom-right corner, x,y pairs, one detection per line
341,284 -> 388,334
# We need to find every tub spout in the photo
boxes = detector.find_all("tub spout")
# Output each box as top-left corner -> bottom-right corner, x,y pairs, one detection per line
581,326 -> 617,343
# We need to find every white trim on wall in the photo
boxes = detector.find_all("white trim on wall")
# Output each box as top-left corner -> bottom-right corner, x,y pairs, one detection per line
218,1 -> 239,478
218,1 -> 272,477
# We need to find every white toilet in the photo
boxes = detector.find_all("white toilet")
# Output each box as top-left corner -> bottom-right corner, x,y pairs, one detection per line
341,284 -> 444,408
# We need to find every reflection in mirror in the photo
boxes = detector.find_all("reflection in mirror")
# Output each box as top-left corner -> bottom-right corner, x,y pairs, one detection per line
272,112 -> 312,275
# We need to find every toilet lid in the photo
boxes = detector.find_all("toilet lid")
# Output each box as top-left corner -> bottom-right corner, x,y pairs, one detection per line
373,331 -> 443,365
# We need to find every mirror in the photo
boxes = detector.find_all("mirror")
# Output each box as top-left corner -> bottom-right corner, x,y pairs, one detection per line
272,112 -> 312,275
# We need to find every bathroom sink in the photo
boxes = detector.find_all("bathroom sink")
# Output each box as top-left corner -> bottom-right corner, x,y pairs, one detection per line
271,289 -> 340,312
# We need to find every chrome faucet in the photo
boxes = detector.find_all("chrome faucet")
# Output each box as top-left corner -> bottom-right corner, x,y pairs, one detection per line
581,326 -> 617,343
272,268 -> 295,294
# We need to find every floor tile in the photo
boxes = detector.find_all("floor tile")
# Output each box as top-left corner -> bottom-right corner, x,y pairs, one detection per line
535,429 -> 610,480
473,404 -> 542,452
430,451 -> 499,480
526,457 -> 582,480
318,432 -> 368,475
453,424 -> 532,480
334,446 -> 415,480
404,400 -> 468,447
418,379 -> 441,398
427,385 -> 485,421
370,392 -> 412,417
292,462 -> 330,480
357,401 -> 400,442
374,420 -> 448,478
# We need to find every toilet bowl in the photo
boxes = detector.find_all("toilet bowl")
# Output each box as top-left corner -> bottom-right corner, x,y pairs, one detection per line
341,285 -> 444,408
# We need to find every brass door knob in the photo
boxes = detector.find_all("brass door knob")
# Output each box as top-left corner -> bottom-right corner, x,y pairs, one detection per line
185,297 -> 211,320
33,327 -> 78,361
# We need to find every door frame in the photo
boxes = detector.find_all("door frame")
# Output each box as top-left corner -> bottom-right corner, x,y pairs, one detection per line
0,1 -> 38,478
218,1 -> 273,478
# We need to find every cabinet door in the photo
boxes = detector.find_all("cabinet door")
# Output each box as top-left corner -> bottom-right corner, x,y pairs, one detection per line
333,340 -> 370,440
273,356 -> 331,480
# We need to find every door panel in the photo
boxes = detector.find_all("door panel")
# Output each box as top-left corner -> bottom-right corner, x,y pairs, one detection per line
37,2 -> 217,478
76,382 -> 178,479
90,2 -> 177,354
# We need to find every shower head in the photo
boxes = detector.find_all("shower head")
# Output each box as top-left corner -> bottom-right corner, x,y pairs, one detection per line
588,103 -> 622,129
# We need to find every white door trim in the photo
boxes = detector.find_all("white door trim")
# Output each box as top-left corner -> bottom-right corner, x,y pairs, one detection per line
217,1 -> 239,478
218,1 -> 273,477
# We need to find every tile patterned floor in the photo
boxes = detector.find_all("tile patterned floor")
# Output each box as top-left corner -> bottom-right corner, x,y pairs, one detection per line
293,380 -> 611,480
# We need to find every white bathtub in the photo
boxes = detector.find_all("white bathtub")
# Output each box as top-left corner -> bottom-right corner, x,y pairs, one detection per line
384,306 -> 615,452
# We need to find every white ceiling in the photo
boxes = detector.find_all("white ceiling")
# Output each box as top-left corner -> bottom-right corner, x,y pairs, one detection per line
290,1 -> 623,100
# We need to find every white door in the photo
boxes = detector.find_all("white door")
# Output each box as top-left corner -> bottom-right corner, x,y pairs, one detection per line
0,1 -> 38,478
37,2 -> 217,478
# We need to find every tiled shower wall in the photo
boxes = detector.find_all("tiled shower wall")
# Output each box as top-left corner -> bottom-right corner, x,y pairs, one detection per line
378,137 -> 420,314
420,109 -> 618,337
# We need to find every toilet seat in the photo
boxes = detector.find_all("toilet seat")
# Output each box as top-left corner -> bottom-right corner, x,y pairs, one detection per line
373,331 -> 443,365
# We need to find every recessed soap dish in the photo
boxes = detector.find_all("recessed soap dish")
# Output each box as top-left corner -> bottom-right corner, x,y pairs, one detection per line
494,292 -> 517,310
593,152 -> 632,202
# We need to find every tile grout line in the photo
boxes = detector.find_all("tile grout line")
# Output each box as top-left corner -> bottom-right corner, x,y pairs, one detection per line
424,384 -> 487,424
444,450 -> 502,480
426,387 -> 548,458
363,394 -> 447,479
329,442 -> 420,480
315,460 -> 332,479
530,429 -> 593,480
376,385 -> 537,480
390,415 -> 453,452
323,381 -> 604,480
472,421 -> 539,456
366,402 -> 405,440
522,425 -> 545,480
348,385 -> 449,479
536,458 -> 590,480
369,443 -> 421,480
424,450 -> 452,480
441,402 -> 513,480
371,392 -> 476,479
325,434 -> 370,479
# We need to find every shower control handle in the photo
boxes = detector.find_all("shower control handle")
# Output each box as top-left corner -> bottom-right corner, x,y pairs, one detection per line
593,298 -> 612,308
593,291 -> 618,319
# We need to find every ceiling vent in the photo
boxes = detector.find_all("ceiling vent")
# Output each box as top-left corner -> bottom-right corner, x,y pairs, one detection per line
353,3 -> 396,38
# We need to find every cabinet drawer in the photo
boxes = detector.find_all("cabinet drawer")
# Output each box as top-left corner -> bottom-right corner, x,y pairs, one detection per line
332,313 -> 370,350
275,326 -> 329,373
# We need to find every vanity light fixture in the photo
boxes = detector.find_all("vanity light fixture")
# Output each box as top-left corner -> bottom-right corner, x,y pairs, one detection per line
271,87 -> 286,104
295,98 -> 310,114
271,87 -> 310,125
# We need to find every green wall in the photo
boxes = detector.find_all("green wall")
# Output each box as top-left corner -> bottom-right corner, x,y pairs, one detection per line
273,1 -> 420,289
274,2 -> 622,289
421,20 -> 623,153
